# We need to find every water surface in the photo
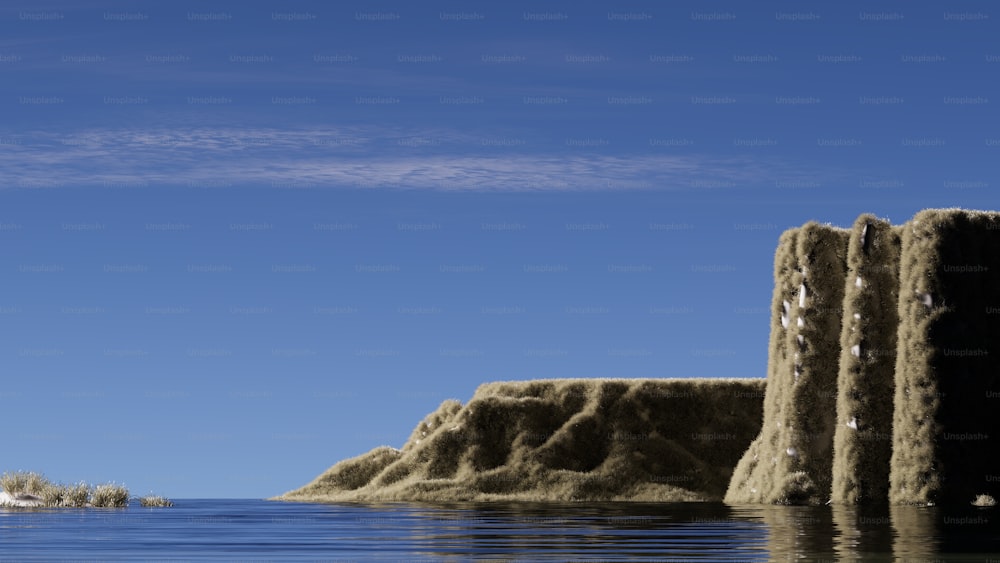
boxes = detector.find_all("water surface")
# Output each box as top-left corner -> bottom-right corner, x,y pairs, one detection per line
1,499 -> 998,560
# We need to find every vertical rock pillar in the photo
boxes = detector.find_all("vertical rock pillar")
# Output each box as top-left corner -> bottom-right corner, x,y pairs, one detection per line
831,215 -> 901,504
725,222 -> 849,504
889,209 -> 1000,505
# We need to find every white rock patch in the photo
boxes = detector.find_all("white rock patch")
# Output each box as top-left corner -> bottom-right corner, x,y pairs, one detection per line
919,292 -> 933,308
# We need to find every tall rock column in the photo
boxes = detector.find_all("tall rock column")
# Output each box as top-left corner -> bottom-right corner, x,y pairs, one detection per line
831,215 -> 901,504
725,222 -> 849,504
889,209 -> 1000,504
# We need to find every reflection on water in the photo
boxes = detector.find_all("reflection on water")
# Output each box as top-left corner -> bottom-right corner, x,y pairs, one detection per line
391,501 -> 1000,561
733,502 -> 997,562
0,499 -> 998,560
399,501 -> 1000,561
891,503 -> 941,558
401,502 -> 769,560
830,504 -> 896,560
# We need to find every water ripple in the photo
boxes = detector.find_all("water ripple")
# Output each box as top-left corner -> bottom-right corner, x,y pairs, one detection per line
1,499 -> 997,561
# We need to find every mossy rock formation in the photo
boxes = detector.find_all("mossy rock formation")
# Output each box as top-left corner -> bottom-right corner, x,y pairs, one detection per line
279,379 -> 766,502
889,209 -> 1000,504
724,222 -> 850,504
284,208 -> 1000,506
729,208 -> 1000,506
831,215 -> 902,504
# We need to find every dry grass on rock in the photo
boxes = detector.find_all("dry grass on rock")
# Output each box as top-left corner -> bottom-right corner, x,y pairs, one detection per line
725,223 -> 850,505
278,378 -> 766,503
831,215 -> 901,504
889,209 -> 1000,505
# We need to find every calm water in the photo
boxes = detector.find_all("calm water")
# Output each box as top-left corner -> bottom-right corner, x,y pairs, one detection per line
2,499 -> 999,561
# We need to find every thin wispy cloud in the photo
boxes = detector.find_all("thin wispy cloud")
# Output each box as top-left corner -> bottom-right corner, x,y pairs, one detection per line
0,126 -> 816,191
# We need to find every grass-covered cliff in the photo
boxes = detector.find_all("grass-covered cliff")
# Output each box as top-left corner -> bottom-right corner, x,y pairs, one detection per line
724,222 -> 849,504
283,208 -> 1000,506
728,208 -> 1000,506
278,378 -> 766,502
889,209 -> 1000,504
831,215 -> 901,504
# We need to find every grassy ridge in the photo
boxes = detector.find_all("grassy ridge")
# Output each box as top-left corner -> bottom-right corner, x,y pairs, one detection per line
278,378 -> 766,502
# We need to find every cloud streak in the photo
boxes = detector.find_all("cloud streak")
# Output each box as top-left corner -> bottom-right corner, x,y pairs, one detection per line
0,126 -> 807,192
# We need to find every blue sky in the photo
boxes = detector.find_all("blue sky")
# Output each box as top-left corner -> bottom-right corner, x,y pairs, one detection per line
1,0 -> 997,498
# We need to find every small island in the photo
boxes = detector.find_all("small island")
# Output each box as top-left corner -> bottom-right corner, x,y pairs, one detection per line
0,471 -> 172,508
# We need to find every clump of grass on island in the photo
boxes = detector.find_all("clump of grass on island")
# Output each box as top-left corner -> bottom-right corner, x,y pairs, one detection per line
91,483 -> 130,508
39,481 -> 91,507
139,495 -> 174,507
1,471 -> 171,508
0,470 -> 48,496
62,482 -> 93,507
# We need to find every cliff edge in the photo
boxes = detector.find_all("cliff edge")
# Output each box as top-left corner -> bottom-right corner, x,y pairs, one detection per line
282,208 -> 1000,506
729,208 -> 1000,505
278,378 -> 765,502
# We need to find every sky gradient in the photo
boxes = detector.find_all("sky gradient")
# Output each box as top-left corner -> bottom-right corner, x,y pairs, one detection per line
2,0 -> 998,498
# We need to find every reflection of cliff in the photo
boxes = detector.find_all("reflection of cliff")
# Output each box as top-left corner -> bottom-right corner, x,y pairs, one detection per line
890,504 -> 941,556
729,209 -> 1000,505
830,505 -> 895,559
756,504 -> 836,558
279,379 -> 764,502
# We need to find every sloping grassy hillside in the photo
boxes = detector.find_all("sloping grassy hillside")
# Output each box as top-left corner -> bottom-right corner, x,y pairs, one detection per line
279,378 -> 765,502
